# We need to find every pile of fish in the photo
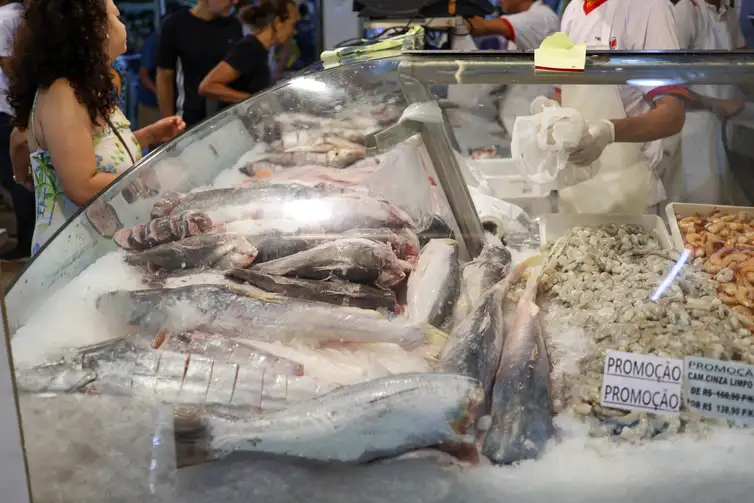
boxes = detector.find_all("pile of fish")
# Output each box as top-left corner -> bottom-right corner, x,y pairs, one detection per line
15,100 -> 561,469
533,224 -> 752,441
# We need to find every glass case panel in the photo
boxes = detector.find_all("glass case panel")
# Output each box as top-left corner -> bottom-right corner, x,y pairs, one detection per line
9,51 -> 754,502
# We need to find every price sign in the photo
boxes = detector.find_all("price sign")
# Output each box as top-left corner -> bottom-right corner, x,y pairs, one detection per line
684,356 -> 754,425
600,350 -> 683,416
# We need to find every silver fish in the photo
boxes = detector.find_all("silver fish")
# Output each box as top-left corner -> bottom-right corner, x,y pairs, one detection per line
173,373 -> 485,464
252,237 -> 405,288
96,284 -> 446,348
482,269 -> 554,465
16,337 -> 326,409
151,184 -> 337,219
441,265 -> 524,408
209,194 -> 415,233
255,149 -> 365,169
406,239 -> 460,329
452,244 -> 512,329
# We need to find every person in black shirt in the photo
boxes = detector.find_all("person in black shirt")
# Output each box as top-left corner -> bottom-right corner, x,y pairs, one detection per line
198,0 -> 298,104
156,0 -> 243,129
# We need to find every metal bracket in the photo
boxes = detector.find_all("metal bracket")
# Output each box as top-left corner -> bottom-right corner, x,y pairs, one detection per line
364,119 -> 424,156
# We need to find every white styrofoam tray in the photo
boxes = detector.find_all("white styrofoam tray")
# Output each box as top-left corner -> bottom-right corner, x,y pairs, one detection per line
539,213 -> 674,249
665,202 -> 754,252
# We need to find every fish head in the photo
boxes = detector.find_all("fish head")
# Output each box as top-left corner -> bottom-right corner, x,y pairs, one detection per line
326,148 -> 364,168
480,244 -> 512,267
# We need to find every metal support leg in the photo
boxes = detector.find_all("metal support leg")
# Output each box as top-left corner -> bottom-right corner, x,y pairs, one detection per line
397,73 -> 485,260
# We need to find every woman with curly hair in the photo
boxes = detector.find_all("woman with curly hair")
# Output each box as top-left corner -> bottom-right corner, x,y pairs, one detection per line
7,0 -> 186,255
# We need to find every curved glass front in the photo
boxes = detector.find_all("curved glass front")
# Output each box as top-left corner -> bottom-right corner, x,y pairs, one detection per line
9,51 -> 754,503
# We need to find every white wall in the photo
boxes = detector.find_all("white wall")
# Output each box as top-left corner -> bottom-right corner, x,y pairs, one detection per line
322,0 -> 361,50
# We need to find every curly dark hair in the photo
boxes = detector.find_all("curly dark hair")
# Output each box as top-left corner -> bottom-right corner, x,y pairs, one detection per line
7,0 -> 116,129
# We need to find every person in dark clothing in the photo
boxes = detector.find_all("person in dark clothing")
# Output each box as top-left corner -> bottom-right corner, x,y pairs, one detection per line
156,0 -> 243,129
199,0 -> 298,105
0,0 -> 32,260
293,2 -> 317,69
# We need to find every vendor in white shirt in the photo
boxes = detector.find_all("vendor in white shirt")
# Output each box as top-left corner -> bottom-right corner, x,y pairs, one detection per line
464,0 -> 560,50
671,0 -> 749,205
551,0 -> 688,212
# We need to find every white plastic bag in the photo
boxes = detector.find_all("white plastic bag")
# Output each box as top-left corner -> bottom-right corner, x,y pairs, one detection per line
467,186 -> 532,239
510,106 -> 590,186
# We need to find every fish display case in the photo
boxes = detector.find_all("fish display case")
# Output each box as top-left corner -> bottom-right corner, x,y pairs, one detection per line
6,51 -> 754,503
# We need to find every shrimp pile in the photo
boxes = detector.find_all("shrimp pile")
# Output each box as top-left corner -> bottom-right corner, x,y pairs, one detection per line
678,210 -> 754,332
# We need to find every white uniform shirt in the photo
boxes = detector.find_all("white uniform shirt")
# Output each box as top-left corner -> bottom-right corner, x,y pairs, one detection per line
0,3 -> 21,116
502,1 -> 561,50
561,0 -> 682,172
673,0 -> 744,50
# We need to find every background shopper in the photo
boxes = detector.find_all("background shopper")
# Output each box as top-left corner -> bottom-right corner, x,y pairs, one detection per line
7,0 -> 185,255
199,0 -> 298,104
156,0 -> 243,128
0,0 -> 31,259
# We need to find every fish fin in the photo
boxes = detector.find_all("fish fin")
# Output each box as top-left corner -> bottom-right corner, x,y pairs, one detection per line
229,285 -> 285,303
421,324 -> 450,348
521,265 -> 543,305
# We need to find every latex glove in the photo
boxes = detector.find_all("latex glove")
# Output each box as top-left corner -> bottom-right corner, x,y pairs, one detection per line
530,95 -> 560,115
556,160 -> 601,188
568,119 -> 615,166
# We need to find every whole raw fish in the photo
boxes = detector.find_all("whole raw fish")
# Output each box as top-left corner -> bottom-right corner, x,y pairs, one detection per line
211,194 -> 414,232
150,183 -> 338,219
15,337 -> 325,408
252,237 -> 405,288
173,373 -> 485,464
125,234 -> 258,272
406,239 -> 460,329
298,228 -> 420,263
451,244 -> 512,329
483,268 -> 554,465
155,330 -> 304,375
441,265 -> 523,408
251,149 -> 365,169
96,284 -> 446,348
226,269 -> 398,312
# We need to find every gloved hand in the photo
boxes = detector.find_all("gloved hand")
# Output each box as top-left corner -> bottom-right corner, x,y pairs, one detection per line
556,159 -> 601,188
530,95 -> 560,115
568,119 -> 615,166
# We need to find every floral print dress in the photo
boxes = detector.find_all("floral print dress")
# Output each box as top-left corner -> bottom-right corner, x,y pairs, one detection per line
29,105 -> 142,255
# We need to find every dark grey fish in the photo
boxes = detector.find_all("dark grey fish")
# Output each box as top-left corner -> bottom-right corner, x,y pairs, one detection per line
250,235 -> 315,263
226,269 -> 398,312
441,265 -> 523,409
452,244 -> 512,329
125,234 -> 258,272
252,237 -> 405,288
482,270 -> 554,465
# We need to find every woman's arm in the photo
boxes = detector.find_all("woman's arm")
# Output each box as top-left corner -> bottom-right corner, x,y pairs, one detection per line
37,80 -> 117,206
10,127 -> 31,187
198,61 -> 251,103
